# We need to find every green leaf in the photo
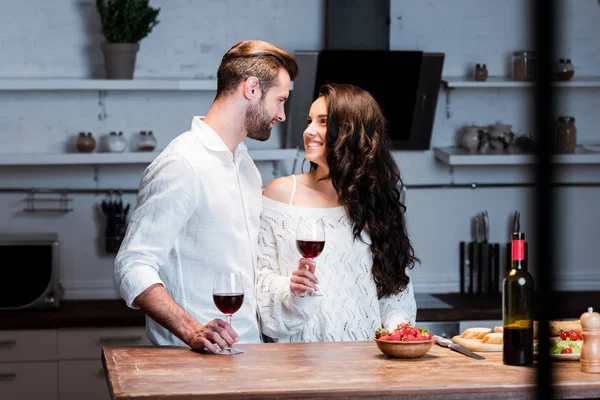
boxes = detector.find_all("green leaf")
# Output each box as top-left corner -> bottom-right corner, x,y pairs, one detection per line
96,0 -> 160,43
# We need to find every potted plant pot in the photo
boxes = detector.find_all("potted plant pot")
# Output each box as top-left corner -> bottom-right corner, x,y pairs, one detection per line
101,43 -> 140,79
96,0 -> 160,80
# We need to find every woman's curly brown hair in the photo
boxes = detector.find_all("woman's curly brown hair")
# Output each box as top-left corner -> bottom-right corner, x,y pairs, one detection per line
310,83 -> 420,298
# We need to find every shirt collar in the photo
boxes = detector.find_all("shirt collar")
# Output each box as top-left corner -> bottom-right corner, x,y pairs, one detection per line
190,116 -> 248,155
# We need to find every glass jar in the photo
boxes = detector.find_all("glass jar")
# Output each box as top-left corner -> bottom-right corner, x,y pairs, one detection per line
512,51 -> 536,81
107,131 -> 128,152
475,64 -> 488,81
76,132 -> 96,153
555,116 -> 577,153
555,58 -> 575,81
137,131 -> 157,152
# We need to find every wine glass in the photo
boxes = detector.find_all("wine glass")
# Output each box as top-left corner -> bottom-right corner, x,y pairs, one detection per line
295,216 -> 326,297
212,271 -> 244,355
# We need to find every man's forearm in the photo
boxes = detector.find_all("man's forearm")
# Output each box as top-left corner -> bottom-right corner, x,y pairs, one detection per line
133,283 -> 202,345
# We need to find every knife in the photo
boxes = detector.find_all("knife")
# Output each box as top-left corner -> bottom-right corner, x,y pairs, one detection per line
434,335 -> 486,360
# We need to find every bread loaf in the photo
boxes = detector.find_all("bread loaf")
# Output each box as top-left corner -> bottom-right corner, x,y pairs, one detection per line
493,326 -> 503,333
460,328 -> 492,339
481,332 -> 503,344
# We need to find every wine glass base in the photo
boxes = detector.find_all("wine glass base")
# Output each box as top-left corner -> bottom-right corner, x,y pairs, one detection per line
219,347 -> 244,355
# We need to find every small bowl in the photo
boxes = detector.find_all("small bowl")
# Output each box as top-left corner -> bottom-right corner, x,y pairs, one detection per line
374,339 -> 434,359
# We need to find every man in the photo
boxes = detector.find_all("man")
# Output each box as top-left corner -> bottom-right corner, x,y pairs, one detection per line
114,40 -> 298,353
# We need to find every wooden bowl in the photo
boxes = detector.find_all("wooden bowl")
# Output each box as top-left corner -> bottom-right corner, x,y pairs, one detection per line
374,339 -> 434,359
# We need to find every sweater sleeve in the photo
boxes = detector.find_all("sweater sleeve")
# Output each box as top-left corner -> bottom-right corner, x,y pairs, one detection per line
256,208 -> 319,339
378,270 -> 417,330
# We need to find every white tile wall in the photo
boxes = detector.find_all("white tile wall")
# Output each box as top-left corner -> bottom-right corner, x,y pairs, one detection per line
0,0 -> 598,298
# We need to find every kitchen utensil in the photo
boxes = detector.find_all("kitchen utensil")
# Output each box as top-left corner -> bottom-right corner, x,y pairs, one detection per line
460,241 -> 468,294
479,211 -> 491,293
513,210 -> 520,233
491,243 -> 500,293
580,307 -> 600,373
434,335 -> 486,360
470,216 -> 480,294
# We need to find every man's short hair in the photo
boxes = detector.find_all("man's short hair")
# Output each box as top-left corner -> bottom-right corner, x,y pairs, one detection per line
216,40 -> 298,99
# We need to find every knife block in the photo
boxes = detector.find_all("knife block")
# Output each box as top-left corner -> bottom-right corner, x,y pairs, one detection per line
460,242 -> 500,295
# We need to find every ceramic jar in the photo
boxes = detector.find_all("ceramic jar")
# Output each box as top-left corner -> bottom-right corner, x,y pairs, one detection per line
106,131 -> 128,153
461,126 -> 486,152
555,59 -> 575,81
76,132 -> 96,153
487,123 -> 515,150
137,131 -> 157,152
475,64 -> 488,82
512,51 -> 536,81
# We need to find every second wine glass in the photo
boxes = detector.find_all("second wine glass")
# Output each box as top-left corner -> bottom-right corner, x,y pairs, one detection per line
213,271 -> 244,355
295,216 -> 325,297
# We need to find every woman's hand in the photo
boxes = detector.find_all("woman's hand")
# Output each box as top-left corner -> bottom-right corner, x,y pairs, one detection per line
290,258 -> 318,296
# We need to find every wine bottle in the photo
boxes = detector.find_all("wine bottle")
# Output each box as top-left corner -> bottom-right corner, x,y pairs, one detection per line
502,232 -> 534,366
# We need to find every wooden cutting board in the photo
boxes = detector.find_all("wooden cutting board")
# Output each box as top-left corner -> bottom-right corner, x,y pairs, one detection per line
452,335 -> 502,352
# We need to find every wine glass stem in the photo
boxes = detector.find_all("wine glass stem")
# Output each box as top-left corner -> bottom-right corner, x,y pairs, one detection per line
224,314 -> 232,350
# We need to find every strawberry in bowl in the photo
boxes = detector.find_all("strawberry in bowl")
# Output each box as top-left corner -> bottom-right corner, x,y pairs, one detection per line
374,323 -> 434,359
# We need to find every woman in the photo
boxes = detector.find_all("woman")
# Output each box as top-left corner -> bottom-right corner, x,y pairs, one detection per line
257,83 -> 419,342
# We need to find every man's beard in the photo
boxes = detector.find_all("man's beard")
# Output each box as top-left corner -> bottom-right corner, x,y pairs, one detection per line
245,100 -> 273,142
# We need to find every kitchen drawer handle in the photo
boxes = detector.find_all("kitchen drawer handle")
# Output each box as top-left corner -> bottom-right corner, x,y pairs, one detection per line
98,335 -> 143,344
0,373 -> 17,380
0,340 -> 16,347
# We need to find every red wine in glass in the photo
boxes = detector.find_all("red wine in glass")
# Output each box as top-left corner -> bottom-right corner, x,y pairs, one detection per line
213,293 -> 244,315
295,217 -> 326,297
296,240 -> 325,259
213,272 -> 244,355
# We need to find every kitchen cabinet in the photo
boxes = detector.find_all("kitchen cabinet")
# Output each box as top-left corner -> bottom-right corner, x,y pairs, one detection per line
58,327 -> 150,400
0,330 -> 58,400
0,329 -> 57,362
58,327 -> 151,360
0,361 -> 58,400
0,327 -> 150,400
59,360 -> 110,400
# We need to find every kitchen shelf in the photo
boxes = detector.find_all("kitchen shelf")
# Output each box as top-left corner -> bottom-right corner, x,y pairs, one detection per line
433,146 -> 600,166
0,149 -> 299,166
0,78 -> 294,91
442,76 -> 600,89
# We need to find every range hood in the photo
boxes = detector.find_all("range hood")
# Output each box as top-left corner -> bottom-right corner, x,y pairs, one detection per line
285,50 -> 444,150
284,0 -> 444,151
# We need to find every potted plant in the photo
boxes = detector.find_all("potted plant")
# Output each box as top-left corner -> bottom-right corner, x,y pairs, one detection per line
96,0 -> 160,79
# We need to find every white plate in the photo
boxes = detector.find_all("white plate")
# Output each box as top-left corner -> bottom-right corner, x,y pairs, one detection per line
534,352 -> 581,361
550,352 -> 580,361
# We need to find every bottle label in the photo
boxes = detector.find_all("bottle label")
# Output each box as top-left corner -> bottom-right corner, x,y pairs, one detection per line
512,240 -> 525,261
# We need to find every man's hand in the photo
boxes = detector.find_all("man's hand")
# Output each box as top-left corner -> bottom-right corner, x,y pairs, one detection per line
187,318 -> 239,353
290,258 -> 318,296
133,284 -> 239,353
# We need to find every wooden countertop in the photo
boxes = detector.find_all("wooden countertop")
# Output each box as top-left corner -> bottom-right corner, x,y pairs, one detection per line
103,342 -> 600,400
1,291 -> 597,330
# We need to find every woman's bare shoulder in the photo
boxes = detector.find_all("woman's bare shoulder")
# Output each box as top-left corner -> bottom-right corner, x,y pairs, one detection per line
263,175 -> 294,203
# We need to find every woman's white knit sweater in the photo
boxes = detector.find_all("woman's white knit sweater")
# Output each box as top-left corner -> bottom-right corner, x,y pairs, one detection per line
257,195 -> 417,342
